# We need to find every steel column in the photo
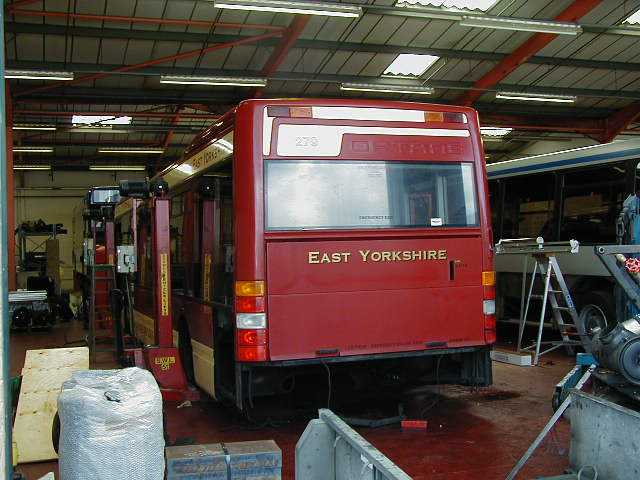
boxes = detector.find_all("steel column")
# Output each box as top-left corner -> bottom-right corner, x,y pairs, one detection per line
458,0 -> 603,106
0,1 -> 11,474
152,196 -> 172,348
5,82 -> 15,291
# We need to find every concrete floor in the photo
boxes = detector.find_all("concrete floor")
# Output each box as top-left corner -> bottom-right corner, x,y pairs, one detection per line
12,321 -> 574,479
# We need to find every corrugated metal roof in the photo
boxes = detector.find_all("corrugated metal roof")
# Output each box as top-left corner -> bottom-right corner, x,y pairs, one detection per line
9,0 -> 640,167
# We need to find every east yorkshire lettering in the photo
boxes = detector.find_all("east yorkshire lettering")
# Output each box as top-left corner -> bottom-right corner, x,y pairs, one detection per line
308,249 -> 448,264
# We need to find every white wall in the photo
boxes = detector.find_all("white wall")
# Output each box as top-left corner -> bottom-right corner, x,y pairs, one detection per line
14,170 -> 147,291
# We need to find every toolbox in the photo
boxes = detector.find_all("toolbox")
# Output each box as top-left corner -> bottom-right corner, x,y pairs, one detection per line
166,440 -> 282,479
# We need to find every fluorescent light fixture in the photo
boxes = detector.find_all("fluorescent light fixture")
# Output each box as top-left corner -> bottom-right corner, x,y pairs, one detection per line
496,91 -> 577,103
160,75 -> 267,87
14,165 -> 52,170
213,0 -> 362,17
89,165 -> 147,171
340,83 -> 434,95
383,54 -> 440,77
72,115 -> 132,126
396,0 -> 498,11
13,146 -> 54,153
70,126 -> 129,134
97,148 -> 164,154
459,16 -> 581,35
624,9 -> 640,24
13,124 -> 57,131
481,127 -> 513,136
5,70 -> 74,81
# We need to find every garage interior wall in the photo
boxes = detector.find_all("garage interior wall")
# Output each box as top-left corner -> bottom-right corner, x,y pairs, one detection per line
14,171 -> 147,291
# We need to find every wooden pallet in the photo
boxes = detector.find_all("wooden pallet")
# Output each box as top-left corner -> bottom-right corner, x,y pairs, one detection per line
13,347 -> 89,464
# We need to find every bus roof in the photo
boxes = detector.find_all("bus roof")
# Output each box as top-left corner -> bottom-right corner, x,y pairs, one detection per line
156,98 -> 480,191
487,139 -> 640,179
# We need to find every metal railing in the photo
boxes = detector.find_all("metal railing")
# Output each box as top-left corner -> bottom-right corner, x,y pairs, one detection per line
296,409 -> 412,480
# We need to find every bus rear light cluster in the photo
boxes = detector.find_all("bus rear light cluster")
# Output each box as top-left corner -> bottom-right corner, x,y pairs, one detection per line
235,281 -> 269,362
482,271 -> 497,345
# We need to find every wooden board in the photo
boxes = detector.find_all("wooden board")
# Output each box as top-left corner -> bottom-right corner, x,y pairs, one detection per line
13,347 -> 89,464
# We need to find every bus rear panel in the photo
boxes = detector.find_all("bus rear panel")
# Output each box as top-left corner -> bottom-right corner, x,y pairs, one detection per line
143,99 -> 495,409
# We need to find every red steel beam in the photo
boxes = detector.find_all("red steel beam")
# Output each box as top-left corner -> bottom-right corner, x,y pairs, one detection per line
457,0 -> 602,106
162,107 -> 183,150
9,9 -> 286,32
16,31 -> 283,97
601,102 -> 640,143
14,109 -> 219,119
253,15 -> 310,97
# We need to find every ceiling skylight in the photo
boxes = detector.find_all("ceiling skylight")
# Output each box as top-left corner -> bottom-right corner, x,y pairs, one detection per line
383,54 -> 440,77
396,0 -> 498,12
623,9 -> 640,24
72,115 -> 132,126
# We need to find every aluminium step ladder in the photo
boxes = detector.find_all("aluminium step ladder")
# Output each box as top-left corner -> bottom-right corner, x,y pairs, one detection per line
496,237 -> 583,365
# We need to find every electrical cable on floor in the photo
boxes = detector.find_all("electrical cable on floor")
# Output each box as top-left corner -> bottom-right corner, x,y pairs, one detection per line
322,361 -> 332,409
420,354 -> 443,417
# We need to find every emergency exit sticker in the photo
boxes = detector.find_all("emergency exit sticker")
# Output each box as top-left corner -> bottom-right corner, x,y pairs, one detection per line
430,218 -> 443,227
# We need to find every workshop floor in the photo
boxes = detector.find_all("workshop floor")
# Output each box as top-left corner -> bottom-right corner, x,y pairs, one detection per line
12,321 -> 574,479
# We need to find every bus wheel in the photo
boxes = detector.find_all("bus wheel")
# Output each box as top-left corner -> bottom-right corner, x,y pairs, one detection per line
178,320 -> 195,384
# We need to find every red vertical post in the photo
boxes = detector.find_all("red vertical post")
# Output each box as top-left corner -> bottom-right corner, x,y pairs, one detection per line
201,198 -> 215,302
152,196 -> 172,348
104,220 -> 116,266
6,81 -> 15,290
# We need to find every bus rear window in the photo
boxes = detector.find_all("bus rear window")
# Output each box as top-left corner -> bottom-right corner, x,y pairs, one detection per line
265,160 -> 479,230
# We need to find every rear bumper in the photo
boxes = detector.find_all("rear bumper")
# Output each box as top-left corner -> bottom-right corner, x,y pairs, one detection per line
243,344 -> 488,367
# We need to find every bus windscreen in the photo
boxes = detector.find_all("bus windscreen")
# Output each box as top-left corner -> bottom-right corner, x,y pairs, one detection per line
265,160 -> 478,230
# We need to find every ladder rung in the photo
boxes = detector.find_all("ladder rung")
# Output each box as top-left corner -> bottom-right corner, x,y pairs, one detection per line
530,294 -> 544,299
549,289 -> 563,294
553,306 -> 573,312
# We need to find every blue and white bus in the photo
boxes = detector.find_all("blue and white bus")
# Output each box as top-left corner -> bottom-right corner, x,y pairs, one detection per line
487,139 -> 640,329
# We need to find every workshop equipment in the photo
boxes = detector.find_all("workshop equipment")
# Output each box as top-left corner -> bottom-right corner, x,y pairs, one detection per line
86,179 -> 197,401
297,409 -> 412,480
84,186 -> 122,361
166,440 -> 281,479
495,237 -> 583,365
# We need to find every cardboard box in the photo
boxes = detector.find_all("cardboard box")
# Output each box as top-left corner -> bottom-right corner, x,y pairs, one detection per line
167,440 -> 282,480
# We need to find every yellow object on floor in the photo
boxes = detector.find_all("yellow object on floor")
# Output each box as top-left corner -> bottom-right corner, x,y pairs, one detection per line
13,347 -> 89,464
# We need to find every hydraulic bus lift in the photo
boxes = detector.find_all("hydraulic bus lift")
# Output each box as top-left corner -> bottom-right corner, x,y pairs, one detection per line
87,180 -> 199,402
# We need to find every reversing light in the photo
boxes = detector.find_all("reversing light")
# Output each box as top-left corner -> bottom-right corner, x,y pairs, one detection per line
483,299 -> 496,315
236,313 -> 266,329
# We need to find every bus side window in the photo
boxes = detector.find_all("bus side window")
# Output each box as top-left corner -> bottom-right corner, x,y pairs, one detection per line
170,194 -> 186,293
502,173 -> 554,239
214,185 -> 234,304
561,162 -> 627,243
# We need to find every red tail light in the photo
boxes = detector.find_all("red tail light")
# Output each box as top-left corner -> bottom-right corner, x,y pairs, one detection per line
236,296 -> 265,313
237,346 -> 268,362
238,328 -> 267,347
483,271 -> 497,344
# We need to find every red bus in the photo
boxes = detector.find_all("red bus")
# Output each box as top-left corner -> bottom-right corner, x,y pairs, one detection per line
118,99 -> 495,410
